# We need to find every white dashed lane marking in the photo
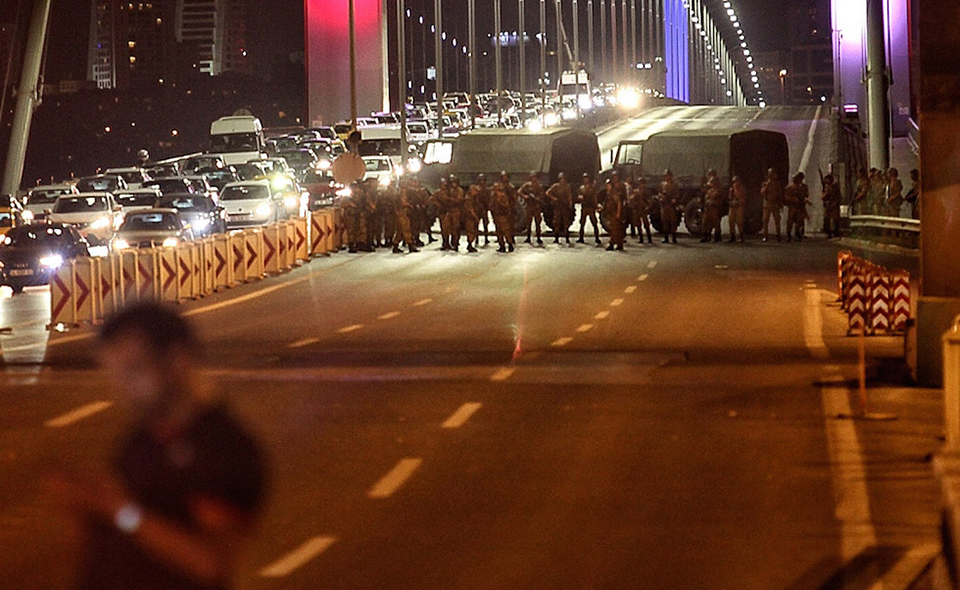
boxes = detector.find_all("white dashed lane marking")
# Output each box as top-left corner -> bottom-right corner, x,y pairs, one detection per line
551,337 -> 574,347
577,324 -> 594,333
378,311 -> 401,320
648,261 -> 658,269
595,311 -> 610,320
637,274 -> 649,281
288,337 -> 320,349
489,367 -> 516,382
45,401 -> 114,428
259,536 -> 338,578
610,298 -> 624,307
442,403 -> 483,429
624,286 -> 637,294
412,298 -> 433,307
336,324 -> 364,334
368,458 -> 423,499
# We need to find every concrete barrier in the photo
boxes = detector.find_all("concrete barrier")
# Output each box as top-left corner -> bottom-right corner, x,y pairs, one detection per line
310,210 -> 328,256
283,221 -> 297,269
294,216 -> 310,262
136,248 -> 160,301
73,257 -> 99,325
230,231 -> 247,283
158,246 -> 180,303
212,233 -> 234,290
49,262 -> 77,327
118,249 -> 139,306
201,238 -> 216,295
244,228 -> 264,280
324,209 -> 336,253
262,224 -> 282,275
99,254 -> 120,319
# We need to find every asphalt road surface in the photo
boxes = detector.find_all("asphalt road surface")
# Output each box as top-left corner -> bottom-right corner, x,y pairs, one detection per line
0,106 -> 940,590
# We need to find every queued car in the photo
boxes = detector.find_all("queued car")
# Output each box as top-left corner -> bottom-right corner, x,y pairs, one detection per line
115,187 -> 162,216
220,180 -> 286,228
113,209 -> 194,250
104,167 -> 153,189
277,149 -> 318,177
196,166 -> 240,191
362,155 -> 397,187
47,192 -> 123,246
182,154 -> 227,175
144,161 -> 181,179
143,176 -> 198,196
157,194 -> 226,237
75,174 -> 128,194
22,183 -> 79,223
268,175 -> 310,218
300,169 -> 340,210
0,224 -> 89,293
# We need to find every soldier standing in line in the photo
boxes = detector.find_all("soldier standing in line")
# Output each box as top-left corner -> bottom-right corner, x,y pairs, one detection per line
851,168 -> 869,215
727,176 -> 746,243
867,168 -> 885,215
364,178 -> 381,250
392,180 -> 420,253
433,177 -> 452,250
602,178 -> 625,251
885,167 -> 904,217
577,174 -> 602,245
546,173 -> 574,245
821,174 -> 842,238
700,176 -> 724,243
784,172 -> 810,242
462,177 -> 482,253
447,177 -> 466,251
629,177 -> 653,244
490,184 -> 516,252
408,178 -> 430,246
905,169 -> 920,219
761,168 -> 784,242
341,183 -> 361,253
658,170 -> 680,244
472,175 -> 493,246
518,173 -> 545,246
380,182 -> 398,248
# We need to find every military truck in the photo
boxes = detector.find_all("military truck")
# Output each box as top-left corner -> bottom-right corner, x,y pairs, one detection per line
608,129 -> 790,235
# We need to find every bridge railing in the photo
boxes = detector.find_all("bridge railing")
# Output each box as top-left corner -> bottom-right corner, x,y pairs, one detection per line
847,214 -> 920,250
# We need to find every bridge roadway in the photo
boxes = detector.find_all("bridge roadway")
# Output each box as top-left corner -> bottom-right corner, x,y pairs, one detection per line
0,106 -> 941,589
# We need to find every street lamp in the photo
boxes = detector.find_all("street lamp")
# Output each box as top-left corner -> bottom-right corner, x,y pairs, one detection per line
779,68 -> 788,105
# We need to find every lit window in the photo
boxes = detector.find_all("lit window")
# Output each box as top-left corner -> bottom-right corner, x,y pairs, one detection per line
129,56 -> 136,64
128,41 -> 136,48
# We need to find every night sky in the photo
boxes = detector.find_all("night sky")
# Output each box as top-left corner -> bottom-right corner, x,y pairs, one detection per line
1,0 -> 786,85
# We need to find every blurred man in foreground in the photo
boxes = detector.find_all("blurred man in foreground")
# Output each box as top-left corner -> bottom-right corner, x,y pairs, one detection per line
51,303 -> 266,590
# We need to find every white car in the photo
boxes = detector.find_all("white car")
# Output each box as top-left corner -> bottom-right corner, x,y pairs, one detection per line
104,167 -> 152,189
361,156 -> 397,187
115,187 -> 163,217
220,180 -> 284,228
47,192 -> 123,246
23,183 -> 78,223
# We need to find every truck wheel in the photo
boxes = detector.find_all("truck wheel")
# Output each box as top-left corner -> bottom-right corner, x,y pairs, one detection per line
684,198 -> 703,235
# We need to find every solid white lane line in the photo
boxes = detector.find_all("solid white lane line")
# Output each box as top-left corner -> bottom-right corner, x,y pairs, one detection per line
610,298 -> 624,307
489,367 -> 516,382
647,261 -> 658,269
259,536 -> 338,578
368,458 -> 423,499
412,298 -> 433,307
821,374 -> 878,561
577,324 -> 594,333
637,274 -> 649,282
45,401 -> 113,428
336,324 -> 364,334
551,337 -> 574,347
624,286 -> 637,294
804,289 -> 829,359
288,337 -> 320,349
442,403 -> 483,429
378,311 -> 401,320
595,311 -> 610,320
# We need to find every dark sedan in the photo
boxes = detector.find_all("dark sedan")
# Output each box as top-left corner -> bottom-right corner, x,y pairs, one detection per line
157,194 -> 227,236
0,224 -> 89,293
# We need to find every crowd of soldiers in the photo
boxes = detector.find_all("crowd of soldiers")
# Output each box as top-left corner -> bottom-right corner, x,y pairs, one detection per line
337,166 -> 849,253
851,166 -> 920,219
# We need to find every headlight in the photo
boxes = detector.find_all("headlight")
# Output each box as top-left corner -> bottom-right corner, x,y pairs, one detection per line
335,187 -> 352,198
162,237 -> 179,248
407,159 -> 422,173
39,254 -> 63,268
378,176 -> 391,187
254,202 -> 273,218
284,195 -> 299,208
90,216 -> 111,230
113,239 -> 130,250
193,218 -> 211,230
21,210 -> 34,222
318,159 -> 331,170
545,113 -> 559,126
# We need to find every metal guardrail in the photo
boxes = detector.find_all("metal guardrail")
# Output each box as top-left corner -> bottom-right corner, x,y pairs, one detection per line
847,214 -> 920,249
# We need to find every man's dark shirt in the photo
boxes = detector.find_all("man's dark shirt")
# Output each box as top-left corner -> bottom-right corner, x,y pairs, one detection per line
76,403 -> 266,590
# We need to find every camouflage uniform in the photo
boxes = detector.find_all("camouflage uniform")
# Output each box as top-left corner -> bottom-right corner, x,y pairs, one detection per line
446,179 -> 466,251
577,176 -> 601,244
518,176 -> 545,245
463,181 -> 482,252
700,178 -> 724,243
784,174 -> 810,242
546,174 -> 574,244
392,183 -> 419,253
658,173 -> 681,244
602,179 -> 626,251
727,178 -> 747,243
629,178 -> 654,244
761,169 -> 784,242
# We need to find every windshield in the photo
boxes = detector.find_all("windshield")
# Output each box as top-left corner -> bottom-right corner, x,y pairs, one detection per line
76,177 -> 118,192
364,158 -> 391,172
53,197 -> 109,213
359,139 -> 401,157
28,189 -> 71,204
120,212 -> 180,232
210,132 -> 260,153
147,179 -> 195,194
316,128 -> 337,140
159,196 -> 213,211
116,193 -> 158,208
1,225 -> 73,247
221,185 -> 270,201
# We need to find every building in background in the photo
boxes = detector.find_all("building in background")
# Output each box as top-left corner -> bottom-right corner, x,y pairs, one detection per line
88,0 -> 248,90
786,0 -> 833,105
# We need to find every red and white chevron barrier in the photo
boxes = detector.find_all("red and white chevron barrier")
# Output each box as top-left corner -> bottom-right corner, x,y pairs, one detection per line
836,251 -> 911,337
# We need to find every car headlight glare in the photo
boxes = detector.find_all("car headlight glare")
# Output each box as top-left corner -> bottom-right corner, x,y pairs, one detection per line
193,218 -> 211,229
162,237 -> 179,248
254,203 -> 273,218
284,196 -> 298,208
39,254 -> 63,268
318,159 -> 331,170
335,187 -> 352,198
379,176 -> 391,187
21,210 -> 35,222
113,239 -> 130,250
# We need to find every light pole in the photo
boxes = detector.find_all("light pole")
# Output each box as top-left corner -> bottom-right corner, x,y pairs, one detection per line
600,0 -> 606,82
540,0 -> 547,121
495,0 -> 503,124
349,0 -> 357,128
779,69 -> 787,105
519,0 -> 526,125
587,0 -> 594,80
434,0 -> 443,136
468,0 -> 477,128
573,0 -> 581,117
397,0 -> 408,165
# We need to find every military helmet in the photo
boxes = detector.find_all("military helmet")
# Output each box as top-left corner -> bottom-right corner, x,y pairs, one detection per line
664,169 -> 673,177
792,172 -> 804,182
477,174 -> 486,181
731,175 -> 740,183
557,172 -> 565,179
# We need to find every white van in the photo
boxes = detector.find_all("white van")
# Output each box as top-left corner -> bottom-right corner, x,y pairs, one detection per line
209,115 -> 266,166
